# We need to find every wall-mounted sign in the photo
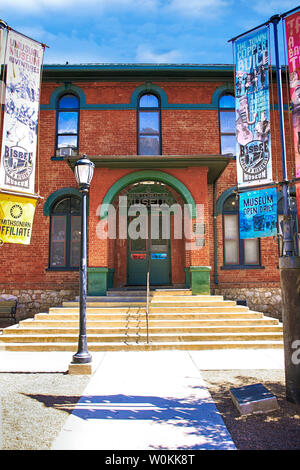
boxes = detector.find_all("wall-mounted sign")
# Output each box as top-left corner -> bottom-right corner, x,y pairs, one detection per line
131,253 -> 146,260
0,193 -> 37,244
151,253 -> 167,259
239,188 -> 277,239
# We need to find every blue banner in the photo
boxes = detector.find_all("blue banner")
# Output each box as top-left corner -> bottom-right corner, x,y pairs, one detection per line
234,27 -> 272,188
239,188 -> 277,239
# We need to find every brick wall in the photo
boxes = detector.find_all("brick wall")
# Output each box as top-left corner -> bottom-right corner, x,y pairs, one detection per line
0,74 -> 295,318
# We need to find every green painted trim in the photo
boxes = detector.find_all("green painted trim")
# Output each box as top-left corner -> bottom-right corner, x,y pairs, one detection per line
42,84 -> 87,110
216,186 -> 237,215
211,83 -> 234,107
43,187 -> 82,216
41,80 -> 288,112
99,170 -> 197,219
43,64 -> 234,72
130,83 -> 168,107
184,267 -> 191,289
41,102 -> 219,111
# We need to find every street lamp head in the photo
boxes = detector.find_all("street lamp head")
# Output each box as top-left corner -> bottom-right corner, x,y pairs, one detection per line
74,154 -> 95,191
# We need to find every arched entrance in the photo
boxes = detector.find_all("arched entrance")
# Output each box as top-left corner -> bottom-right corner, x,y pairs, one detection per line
126,182 -> 176,286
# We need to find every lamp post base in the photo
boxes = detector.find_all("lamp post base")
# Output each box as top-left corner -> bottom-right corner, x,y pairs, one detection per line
72,351 -> 92,364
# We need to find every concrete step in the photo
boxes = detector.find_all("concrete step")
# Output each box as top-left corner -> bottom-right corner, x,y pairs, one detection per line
107,289 -> 193,296
0,331 -> 283,343
3,324 -> 283,335
0,341 -> 284,352
0,288 -> 283,352
16,317 -> 280,328
63,299 -> 236,308
34,311 -> 264,321
50,305 -> 250,314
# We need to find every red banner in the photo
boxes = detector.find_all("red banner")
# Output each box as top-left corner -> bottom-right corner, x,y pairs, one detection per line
285,11 -> 300,227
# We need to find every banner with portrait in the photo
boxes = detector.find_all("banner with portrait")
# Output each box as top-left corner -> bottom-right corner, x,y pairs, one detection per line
285,11 -> 300,228
0,30 -> 44,195
234,27 -> 272,188
0,193 -> 37,245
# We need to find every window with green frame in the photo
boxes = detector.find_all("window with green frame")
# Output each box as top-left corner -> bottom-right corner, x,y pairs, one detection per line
49,196 -> 81,269
219,93 -> 236,156
137,93 -> 161,155
55,93 -> 79,157
222,194 -> 261,268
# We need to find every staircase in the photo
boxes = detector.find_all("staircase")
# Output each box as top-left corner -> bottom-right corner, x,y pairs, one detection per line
0,289 -> 283,351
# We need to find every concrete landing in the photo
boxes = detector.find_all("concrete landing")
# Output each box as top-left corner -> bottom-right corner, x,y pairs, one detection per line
51,351 -> 238,450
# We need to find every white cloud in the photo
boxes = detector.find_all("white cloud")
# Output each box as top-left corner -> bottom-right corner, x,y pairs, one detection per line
164,0 -> 230,18
135,44 -> 181,63
248,0 -> 297,16
1,0 -> 158,14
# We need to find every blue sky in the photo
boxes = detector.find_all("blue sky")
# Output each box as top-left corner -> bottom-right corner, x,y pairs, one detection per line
1,0 -> 298,65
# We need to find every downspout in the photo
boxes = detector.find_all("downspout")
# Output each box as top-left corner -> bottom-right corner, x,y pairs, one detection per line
213,181 -> 218,286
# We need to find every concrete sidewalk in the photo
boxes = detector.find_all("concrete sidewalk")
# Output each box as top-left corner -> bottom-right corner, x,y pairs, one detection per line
0,349 -> 284,450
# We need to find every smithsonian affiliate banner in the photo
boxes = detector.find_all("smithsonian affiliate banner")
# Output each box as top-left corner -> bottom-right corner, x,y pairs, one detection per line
234,27 -> 272,188
239,188 -> 277,239
0,193 -> 37,245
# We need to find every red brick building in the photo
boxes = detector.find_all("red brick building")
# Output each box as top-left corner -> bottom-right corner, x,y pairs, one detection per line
0,64 -> 296,320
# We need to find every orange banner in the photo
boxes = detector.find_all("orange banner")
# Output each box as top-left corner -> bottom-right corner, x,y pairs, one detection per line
285,11 -> 300,227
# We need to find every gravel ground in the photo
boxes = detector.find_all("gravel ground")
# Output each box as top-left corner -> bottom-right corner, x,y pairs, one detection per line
0,373 -> 90,450
201,369 -> 300,450
1,368 -> 300,450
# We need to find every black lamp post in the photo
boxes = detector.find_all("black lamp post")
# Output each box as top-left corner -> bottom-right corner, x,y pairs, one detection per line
72,154 -> 95,364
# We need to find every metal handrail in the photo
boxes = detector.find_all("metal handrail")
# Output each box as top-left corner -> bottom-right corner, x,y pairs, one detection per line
146,255 -> 150,343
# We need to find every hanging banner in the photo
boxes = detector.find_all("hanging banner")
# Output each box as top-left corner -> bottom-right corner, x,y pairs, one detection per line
285,11 -> 300,228
239,187 -> 277,239
0,193 -> 37,245
0,27 -> 8,71
234,27 -> 272,188
0,30 -> 44,195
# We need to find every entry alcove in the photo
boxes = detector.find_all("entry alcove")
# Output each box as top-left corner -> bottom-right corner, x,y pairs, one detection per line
109,181 -> 187,288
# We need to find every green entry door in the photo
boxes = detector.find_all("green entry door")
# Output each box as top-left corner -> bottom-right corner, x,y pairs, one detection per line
127,209 -> 170,286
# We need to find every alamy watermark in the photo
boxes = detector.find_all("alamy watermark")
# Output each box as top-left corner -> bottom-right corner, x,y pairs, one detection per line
95,197 -> 205,251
